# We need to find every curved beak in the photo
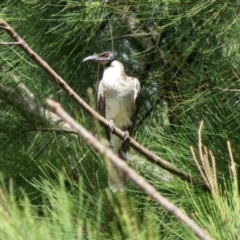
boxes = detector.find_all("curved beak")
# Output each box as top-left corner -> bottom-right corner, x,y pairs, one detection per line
82,54 -> 99,62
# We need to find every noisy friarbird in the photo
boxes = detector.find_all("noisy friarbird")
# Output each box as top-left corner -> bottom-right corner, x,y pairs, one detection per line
83,51 -> 141,192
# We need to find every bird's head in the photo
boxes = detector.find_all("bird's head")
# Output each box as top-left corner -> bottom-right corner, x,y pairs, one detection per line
82,51 -> 116,65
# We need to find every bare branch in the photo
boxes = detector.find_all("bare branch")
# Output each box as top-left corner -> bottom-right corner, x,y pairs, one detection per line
191,121 -> 218,196
0,42 -> 21,45
47,99 -> 213,240
0,83 -> 73,132
0,18 -> 205,187
227,141 -> 236,181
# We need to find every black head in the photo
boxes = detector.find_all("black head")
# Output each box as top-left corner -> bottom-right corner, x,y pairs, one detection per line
82,51 -> 116,65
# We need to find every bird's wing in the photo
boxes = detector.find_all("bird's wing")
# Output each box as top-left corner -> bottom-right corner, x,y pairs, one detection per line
129,77 -> 141,136
122,77 -> 141,154
97,82 -> 110,141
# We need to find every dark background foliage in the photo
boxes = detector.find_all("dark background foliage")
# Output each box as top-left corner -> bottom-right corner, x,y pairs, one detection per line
1,0 -> 240,239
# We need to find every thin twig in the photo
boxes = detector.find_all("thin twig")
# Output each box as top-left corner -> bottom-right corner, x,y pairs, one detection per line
227,141 -> 237,182
191,146 -> 209,190
47,99 -> 213,240
192,121 -> 219,195
198,121 -> 204,164
213,87 -> 240,92
0,18 -> 204,186
21,127 -> 78,135
0,83 -> 73,132
0,42 -> 22,45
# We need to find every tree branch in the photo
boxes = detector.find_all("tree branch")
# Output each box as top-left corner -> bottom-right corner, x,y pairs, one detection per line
0,42 -> 22,45
0,18 -> 205,187
47,99 -> 213,240
0,83 -> 73,132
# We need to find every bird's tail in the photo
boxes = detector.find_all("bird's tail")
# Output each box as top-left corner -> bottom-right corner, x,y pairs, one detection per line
108,150 -> 128,193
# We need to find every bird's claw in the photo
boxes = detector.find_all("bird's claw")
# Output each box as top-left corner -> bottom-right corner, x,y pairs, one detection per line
123,131 -> 130,142
109,120 -> 115,133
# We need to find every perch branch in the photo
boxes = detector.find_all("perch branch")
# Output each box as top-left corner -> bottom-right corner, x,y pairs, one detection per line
0,18 -> 204,186
47,99 -> 213,240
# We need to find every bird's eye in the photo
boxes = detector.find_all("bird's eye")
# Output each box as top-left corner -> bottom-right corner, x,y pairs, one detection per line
103,53 -> 109,58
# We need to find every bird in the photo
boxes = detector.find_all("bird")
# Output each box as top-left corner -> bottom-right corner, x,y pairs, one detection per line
83,51 -> 141,192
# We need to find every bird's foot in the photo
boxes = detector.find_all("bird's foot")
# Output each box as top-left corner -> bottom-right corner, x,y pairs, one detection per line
123,131 -> 130,142
109,120 -> 115,133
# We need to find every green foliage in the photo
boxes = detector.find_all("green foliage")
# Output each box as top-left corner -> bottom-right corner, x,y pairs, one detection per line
1,0 -> 240,239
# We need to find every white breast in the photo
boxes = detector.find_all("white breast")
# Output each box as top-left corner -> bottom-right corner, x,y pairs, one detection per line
99,61 -> 137,129
97,60 -> 140,153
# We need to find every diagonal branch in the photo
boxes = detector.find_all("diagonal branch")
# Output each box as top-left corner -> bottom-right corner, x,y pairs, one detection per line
0,83 -> 73,132
0,18 -> 205,187
47,99 -> 213,240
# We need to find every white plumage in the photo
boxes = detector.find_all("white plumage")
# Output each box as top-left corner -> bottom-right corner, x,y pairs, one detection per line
83,52 -> 141,192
